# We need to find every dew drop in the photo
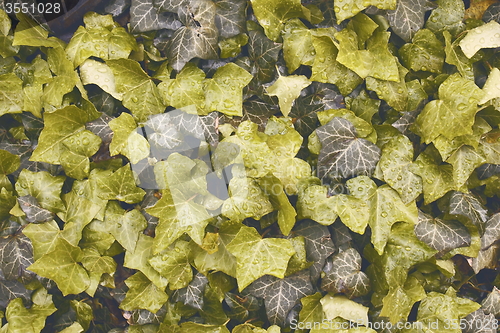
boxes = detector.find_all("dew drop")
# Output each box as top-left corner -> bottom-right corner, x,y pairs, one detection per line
132,96 -> 138,102
381,211 -> 388,218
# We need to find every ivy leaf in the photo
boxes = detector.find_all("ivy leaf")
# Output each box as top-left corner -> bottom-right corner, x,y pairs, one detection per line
481,213 -> 500,250
15,169 -> 65,213
365,62 -> 409,112
481,286 -> 500,316
123,234 -> 169,289
30,105 -> 98,165
258,175 -> 296,236
316,117 -> 381,180
0,149 -> 20,176
17,195 -> 53,223
65,13 -> 137,67
28,238 -> 90,295
410,148 -> 454,204
443,31 -> 474,80
174,272 -> 208,310
320,294 -> 369,325
0,279 -> 32,308
462,309 -> 497,333
425,0 -> 465,34
166,0 -> 219,71
205,63 -> 253,116
414,210 -> 471,252
282,19 -> 315,73
4,289 -> 56,333
266,75 -> 311,117
104,202 -> 148,252
247,30 -> 282,83
399,29 -> 444,73
459,21 -> 500,58
0,234 -> 33,280
449,191 -> 488,227
483,2 -> 500,23
226,225 -> 296,291
158,63 -> 206,114
447,145 -> 486,190
130,0 -> 181,32
79,60 -> 123,100
193,222 -> 239,277
386,0 -> 435,42
214,0 -> 246,38
60,130 -> 102,180
121,272 -> 169,313
0,73 -> 23,116
43,47 -> 79,108
107,59 -> 165,122
149,240 -> 193,290
321,248 -> 370,298
95,165 -> 146,204
334,0 -> 396,23
310,32 -> 363,96
109,112 -> 150,164
417,288 -> 480,332
249,0 -> 312,41
380,275 -> 426,324
246,271 -> 314,325
12,14 -> 60,48
85,114 -> 114,145
377,135 -> 422,204
62,191 -> 103,246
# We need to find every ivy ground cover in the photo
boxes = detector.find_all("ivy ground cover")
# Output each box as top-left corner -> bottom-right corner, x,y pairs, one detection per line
0,0 -> 499,332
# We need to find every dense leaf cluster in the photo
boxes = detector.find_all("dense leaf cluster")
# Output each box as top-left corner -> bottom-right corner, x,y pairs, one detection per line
0,0 -> 499,332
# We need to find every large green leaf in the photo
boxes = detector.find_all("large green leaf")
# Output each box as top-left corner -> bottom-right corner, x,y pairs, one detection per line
30,105 -> 97,164
95,165 -> 146,204
66,12 -> 137,67
43,47 -> 79,108
416,288 -> 480,333
4,289 -> 56,333
0,149 -> 19,175
28,238 -> 90,295
266,75 -> 311,117
399,29 -> 444,73
15,169 -> 65,213
12,14 -> 61,48
103,202 -> 147,252
108,112 -> 150,164
0,73 -> 23,116
107,59 -> 165,122
258,175 -> 296,235
425,0 -> 464,34
226,225 -> 296,291
459,21 -> 500,58
149,240 -> 193,290
334,0 -> 396,24
120,272 -> 169,313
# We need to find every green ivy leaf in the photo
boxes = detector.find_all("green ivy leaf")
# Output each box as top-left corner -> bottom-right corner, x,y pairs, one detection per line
226,225 -> 296,291
109,112 -> 150,164
107,59 -> 165,122
399,29 -> 445,73
249,0 -> 312,41
416,288 -> 480,333
15,169 -> 65,213
192,221 -> 239,277
266,75 -> 311,117
66,12 -> 137,67
460,21 -> 500,58
0,73 -> 23,116
43,47 -> 79,108
0,149 -> 20,175
334,0 -> 396,24
365,62 -> 409,111
123,234 -> 169,289
149,240 -> 193,290
410,149 -> 454,204
12,14 -> 61,48
30,105 -> 98,165
380,275 -> 426,324
4,288 -> 56,333
28,238 -> 90,295
17,195 -> 53,223
79,60 -> 123,100
415,74 -> 484,143
320,294 -> 369,325
321,248 -> 370,298
246,271 -> 314,325
376,135 -> 422,204
414,210 -> 471,252
205,63 -> 253,116
103,202 -> 148,252
121,272 -> 169,313
95,165 -> 146,204
443,31 -> 474,80
282,19 -> 315,73
425,0 -> 464,34
60,130 -> 102,180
